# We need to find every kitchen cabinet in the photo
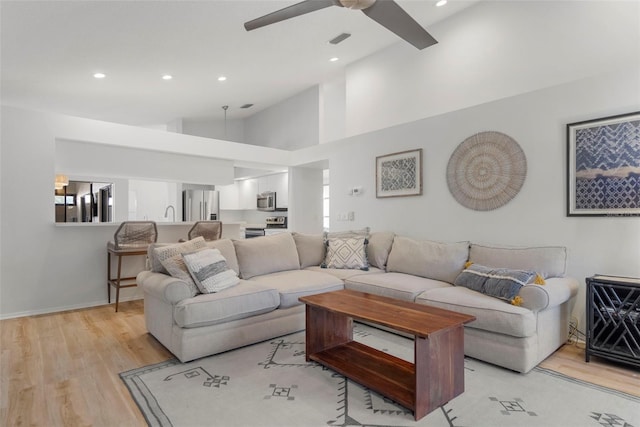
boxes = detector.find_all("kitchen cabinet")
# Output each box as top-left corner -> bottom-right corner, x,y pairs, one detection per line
257,176 -> 269,194
270,172 -> 288,209
219,179 -> 256,210
238,179 -> 258,210
256,172 -> 288,209
218,183 -> 239,210
219,173 -> 287,211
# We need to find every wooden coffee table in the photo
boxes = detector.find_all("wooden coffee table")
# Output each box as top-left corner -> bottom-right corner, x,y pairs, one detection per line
298,289 -> 475,420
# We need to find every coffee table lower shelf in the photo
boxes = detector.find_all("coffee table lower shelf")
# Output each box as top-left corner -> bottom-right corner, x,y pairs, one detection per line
309,340 -> 415,411
300,290 -> 475,421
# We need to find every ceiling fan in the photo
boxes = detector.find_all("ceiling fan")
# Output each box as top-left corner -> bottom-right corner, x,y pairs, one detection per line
244,0 -> 438,50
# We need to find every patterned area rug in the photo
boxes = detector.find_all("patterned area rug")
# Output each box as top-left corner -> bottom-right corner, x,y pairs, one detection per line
121,325 -> 639,427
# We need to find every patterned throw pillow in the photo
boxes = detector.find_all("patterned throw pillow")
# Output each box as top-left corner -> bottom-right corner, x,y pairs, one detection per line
154,237 -> 207,296
182,249 -> 240,294
454,263 -> 536,304
321,236 -> 369,270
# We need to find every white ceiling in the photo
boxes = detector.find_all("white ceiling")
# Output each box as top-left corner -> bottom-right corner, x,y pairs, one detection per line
1,0 -> 478,128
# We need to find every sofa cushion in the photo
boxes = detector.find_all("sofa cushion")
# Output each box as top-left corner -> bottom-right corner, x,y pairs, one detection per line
454,263 -> 536,303
183,248 -> 240,294
325,227 -> 370,238
519,277 -> 577,312
234,233 -> 300,279
292,233 -> 325,268
204,239 -> 239,274
322,235 -> 369,270
249,270 -> 344,308
344,272 -> 451,301
173,281 -> 279,328
415,286 -> 536,338
367,231 -> 395,270
305,266 -> 384,280
386,236 -> 469,284
469,244 -> 567,278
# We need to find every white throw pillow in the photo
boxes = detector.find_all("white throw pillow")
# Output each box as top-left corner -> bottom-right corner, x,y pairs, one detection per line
182,248 -> 240,294
322,236 -> 369,270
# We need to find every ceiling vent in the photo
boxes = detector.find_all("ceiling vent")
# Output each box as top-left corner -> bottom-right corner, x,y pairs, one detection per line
240,104 -> 254,109
329,33 -> 351,45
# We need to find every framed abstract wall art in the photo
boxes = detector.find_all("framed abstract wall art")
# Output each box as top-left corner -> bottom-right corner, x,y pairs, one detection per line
567,111 -> 640,216
376,149 -> 423,198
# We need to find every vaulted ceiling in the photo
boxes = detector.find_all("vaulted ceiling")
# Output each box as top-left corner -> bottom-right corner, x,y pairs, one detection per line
1,0 -> 478,128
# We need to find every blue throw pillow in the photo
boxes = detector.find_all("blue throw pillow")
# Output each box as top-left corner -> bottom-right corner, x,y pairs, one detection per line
454,263 -> 535,303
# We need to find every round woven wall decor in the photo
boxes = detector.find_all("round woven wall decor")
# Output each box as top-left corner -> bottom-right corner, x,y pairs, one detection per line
446,131 -> 527,211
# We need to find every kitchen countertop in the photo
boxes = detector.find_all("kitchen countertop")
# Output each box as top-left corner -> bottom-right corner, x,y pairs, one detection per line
245,223 -> 266,229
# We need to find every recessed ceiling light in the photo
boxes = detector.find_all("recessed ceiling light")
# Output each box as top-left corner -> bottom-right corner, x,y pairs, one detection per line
93,72 -> 106,79
162,74 -> 173,80
218,76 -> 227,82
329,57 -> 339,62
436,0 -> 447,7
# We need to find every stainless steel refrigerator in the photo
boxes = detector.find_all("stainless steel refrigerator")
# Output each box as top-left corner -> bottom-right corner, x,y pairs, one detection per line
182,190 -> 220,221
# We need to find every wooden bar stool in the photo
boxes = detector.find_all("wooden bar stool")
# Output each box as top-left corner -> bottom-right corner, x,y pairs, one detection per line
179,221 -> 223,242
107,221 -> 157,312
188,220 -> 222,241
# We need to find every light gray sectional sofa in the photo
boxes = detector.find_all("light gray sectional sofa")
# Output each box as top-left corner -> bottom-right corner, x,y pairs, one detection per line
138,231 -> 578,373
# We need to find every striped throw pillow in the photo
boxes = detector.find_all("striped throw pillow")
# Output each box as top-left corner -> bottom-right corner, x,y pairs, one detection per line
182,248 -> 240,294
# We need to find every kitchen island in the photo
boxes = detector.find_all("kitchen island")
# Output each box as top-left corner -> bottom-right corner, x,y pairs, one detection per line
47,221 -> 247,313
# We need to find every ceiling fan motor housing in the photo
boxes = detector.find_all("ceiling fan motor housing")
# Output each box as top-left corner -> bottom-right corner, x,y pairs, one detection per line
339,0 -> 376,10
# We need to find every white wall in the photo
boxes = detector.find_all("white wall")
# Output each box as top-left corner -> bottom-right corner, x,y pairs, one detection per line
296,67 -> 640,331
56,139 -> 235,185
182,117 -> 245,143
0,107 -> 295,318
288,166 -> 324,233
345,0 -> 640,137
244,86 -> 320,149
319,76 -> 346,144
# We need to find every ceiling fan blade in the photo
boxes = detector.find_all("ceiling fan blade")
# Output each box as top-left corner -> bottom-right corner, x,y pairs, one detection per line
362,0 -> 438,50
244,0 -> 337,31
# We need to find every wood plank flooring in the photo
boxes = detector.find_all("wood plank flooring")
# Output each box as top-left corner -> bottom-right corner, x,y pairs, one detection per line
0,301 -> 171,426
1,300 -> 638,426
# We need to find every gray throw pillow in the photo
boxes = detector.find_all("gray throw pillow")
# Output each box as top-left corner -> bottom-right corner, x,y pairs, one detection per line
182,248 -> 240,294
454,263 -> 536,304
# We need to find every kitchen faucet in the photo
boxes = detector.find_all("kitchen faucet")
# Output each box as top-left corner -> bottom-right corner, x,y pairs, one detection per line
164,205 -> 176,222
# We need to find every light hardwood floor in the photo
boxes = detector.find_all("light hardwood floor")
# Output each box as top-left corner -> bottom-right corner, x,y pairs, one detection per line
1,300 -> 638,426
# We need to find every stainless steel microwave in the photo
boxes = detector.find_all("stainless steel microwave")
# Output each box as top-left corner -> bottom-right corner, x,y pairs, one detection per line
257,192 -> 276,211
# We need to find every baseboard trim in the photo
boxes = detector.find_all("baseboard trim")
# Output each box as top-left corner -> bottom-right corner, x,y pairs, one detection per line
0,296 -> 144,320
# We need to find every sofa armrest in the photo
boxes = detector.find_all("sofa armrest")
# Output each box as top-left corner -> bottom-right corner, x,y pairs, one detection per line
137,270 -> 192,304
518,277 -> 579,312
